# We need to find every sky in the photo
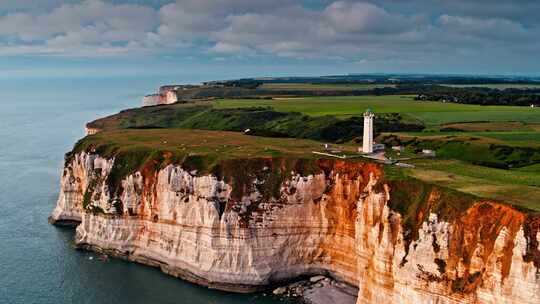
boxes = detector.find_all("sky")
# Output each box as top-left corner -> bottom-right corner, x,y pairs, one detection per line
0,0 -> 539,80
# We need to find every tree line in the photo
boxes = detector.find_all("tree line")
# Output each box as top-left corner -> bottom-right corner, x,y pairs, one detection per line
414,86 -> 540,106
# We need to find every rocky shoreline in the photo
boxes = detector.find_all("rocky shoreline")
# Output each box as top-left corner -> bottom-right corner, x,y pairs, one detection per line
272,275 -> 357,304
77,242 -> 356,303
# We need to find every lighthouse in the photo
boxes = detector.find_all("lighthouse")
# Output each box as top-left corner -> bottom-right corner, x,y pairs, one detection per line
362,109 -> 374,154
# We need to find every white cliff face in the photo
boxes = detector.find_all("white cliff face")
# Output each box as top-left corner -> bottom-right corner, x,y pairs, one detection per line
142,94 -> 164,107
49,152 -> 114,224
72,161 -> 361,291
85,127 -> 100,136
355,174 -> 540,304
51,153 -> 540,302
142,90 -> 177,107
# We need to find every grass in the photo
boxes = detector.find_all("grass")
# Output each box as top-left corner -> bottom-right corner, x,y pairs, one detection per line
380,133 -> 540,168
216,95 -> 428,117
91,96 -> 540,133
515,163 -> 540,172
74,129 -> 359,162
259,83 -> 396,91
407,159 -> 540,212
479,132 -> 540,145
398,131 -> 540,147
88,104 -> 423,144
442,83 -> 540,89
215,95 -> 540,126
412,159 -> 540,187
88,102 -> 212,130
410,111 -> 540,126
440,122 -> 531,132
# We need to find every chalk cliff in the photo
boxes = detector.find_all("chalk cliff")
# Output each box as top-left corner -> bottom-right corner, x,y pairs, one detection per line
50,152 -> 540,303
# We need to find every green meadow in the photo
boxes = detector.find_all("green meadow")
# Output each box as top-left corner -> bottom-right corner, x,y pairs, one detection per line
407,159 -> 540,211
215,95 -> 540,126
259,83 -> 396,91
399,131 -> 540,147
442,83 -> 540,89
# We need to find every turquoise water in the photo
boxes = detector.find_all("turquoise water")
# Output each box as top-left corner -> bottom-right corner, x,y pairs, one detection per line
0,77 -> 283,304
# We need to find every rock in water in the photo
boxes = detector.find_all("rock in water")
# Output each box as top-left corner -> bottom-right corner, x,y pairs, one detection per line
310,276 -> 326,283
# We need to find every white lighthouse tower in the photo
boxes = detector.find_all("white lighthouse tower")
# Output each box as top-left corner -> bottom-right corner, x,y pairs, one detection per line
362,109 -> 374,154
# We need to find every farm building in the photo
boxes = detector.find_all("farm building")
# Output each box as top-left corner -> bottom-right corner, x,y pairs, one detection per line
421,149 -> 436,157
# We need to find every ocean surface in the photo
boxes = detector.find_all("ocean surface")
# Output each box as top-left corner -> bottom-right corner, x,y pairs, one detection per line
0,77 -> 283,304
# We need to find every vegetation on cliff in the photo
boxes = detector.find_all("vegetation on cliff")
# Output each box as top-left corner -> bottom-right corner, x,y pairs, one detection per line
80,86 -> 540,214
215,95 -> 540,126
87,102 -> 423,143
69,129 -> 358,208
416,87 -> 540,106
380,133 -> 540,169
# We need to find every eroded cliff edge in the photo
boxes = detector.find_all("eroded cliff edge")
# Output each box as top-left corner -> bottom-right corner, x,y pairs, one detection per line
49,150 -> 540,303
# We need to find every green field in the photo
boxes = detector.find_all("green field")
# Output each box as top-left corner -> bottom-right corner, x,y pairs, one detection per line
412,159 -> 540,187
410,111 -> 540,126
216,95 -> 540,126
440,122 -> 530,132
259,83 -> 396,91
442,83 -> 540,89
76,129 -> 340,160
399,131 -> 540,147
407,159 -> 540,211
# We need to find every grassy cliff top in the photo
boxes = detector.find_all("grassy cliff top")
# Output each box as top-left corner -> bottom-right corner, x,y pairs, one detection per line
85,101 -> 423,144
71,128 -> 540,213
71,129 -> 367,210
74,129 -> 360,161
79,95 -> 540,213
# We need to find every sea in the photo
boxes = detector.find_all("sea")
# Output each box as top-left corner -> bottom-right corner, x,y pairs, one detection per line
0,76 -> 283,304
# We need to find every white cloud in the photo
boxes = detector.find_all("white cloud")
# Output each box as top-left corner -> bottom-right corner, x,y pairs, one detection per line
209,42 -> 252,54
0,0 -> 536,69
438,14 -> 530,41
0,0 -> 158,56
324,1 -> 415,34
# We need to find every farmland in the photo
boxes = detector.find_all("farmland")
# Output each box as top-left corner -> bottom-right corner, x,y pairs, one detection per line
215,95 -> 540,126
442,83 -> 540,89
259,83 -> 396,91
405,159 -> 540,211
74,128 -> 341,161
440,122 -> 530,132
396,131 -> 540,147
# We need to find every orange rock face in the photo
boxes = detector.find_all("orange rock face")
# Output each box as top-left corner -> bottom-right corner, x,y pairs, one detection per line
50,153 -> 540,303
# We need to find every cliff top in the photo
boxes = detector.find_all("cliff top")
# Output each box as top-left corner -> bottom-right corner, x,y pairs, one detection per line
75,129 -> 362,159
80,92 -> 539,213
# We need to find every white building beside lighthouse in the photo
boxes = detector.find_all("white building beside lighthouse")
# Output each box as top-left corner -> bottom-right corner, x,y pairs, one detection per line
362,109 -> 374,153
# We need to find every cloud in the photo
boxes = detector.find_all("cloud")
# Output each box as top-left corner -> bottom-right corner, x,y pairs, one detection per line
434,0 -> 540,26
438,14 -> 530,41
324,1 -> 415,34
0,0 -> 537,73
0,0 -> 158,56
209,42 -> 252,54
